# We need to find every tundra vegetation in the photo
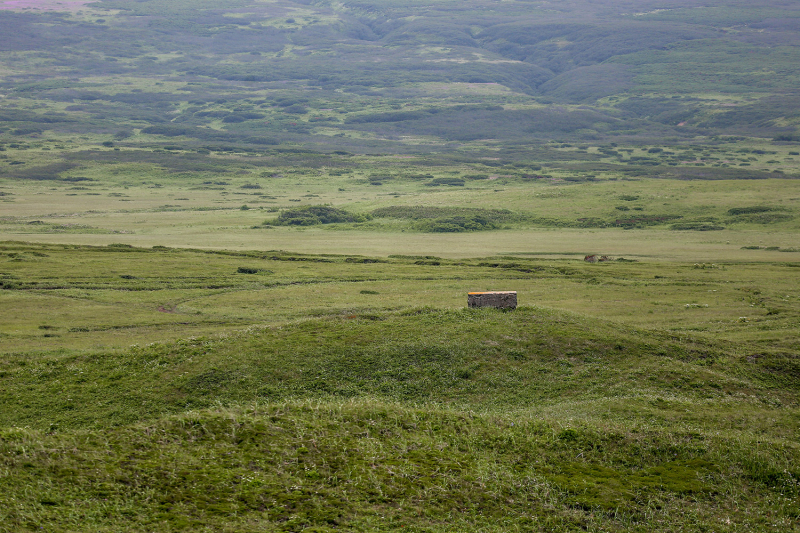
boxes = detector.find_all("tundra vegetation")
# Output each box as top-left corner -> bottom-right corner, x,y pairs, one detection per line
0,0 -> 799,531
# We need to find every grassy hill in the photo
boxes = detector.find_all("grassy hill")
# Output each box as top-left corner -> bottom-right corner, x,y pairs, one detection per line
2,304 -> 798,532
1,0 -> 799,154
0,243 -> 798,531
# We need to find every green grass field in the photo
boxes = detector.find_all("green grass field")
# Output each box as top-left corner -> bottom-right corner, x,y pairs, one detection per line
1,0 -> 800,530
0,240 -> 798,531
2,93 -> 800,533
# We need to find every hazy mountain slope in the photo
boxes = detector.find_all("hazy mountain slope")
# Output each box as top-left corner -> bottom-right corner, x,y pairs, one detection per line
1,0 -> 798,150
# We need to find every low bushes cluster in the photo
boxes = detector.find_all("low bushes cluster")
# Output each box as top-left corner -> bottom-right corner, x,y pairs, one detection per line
371,205 -> 515,221
727,206 -> 778,216
371,205 -> 518,232
416,215 -> 500,232
272,205 -> 371,226
425,176 -> 465,186
670,222 -> 725,231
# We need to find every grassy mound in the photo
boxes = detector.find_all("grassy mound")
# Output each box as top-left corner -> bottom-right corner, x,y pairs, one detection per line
272,206 -> 371,226
0,306 -> 798,530
0,307 -> 736,429
371,206 -> 518,232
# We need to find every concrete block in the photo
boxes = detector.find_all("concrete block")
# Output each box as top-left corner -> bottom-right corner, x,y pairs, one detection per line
468,291 -> 517,309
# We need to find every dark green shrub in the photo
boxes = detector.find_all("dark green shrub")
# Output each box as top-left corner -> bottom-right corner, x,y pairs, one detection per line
274,206 -> 370,226
416,215 -> 499,232
368,175 -> 392,185
670,223 -> 725,231
729,213 -> 793,224
727,206 -> 776,215
426,177 -> 465,186
372,206 -> 514,221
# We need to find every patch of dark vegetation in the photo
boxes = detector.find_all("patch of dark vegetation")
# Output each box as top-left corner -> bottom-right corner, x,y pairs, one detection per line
612,215 -> 683,228
670,222 -> 726,231
475,261 -> 547,274
416,216 -> 499,232
727,206 -> 779,216
727,210 -> 793,224
344,106 -> 623,141
4,162 -> 80,181
572,214 -> 682,229
388,255 -> 442,260
272,206 -> 371,226
372,206 -> 515,221
425,177 -> 465,187
372,205 -> 520,232
345,257 -> 387,264
657,167 -> 779,180
367,174 -> 393,185
542,458 -> 714,510
63,150 -> 235,173
140,124 -> 278,146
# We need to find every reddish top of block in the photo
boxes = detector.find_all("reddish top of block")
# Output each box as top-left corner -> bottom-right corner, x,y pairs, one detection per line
468,291 -> 517,295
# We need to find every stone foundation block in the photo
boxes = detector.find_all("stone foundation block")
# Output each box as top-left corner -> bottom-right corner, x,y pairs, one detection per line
468,291 -> 517,309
